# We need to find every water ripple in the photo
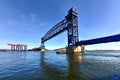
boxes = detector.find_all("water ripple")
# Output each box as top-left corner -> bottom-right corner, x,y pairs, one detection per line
0,51 -> 120,80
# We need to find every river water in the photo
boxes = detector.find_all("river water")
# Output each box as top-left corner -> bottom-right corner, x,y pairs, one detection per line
0,51 -> 120,80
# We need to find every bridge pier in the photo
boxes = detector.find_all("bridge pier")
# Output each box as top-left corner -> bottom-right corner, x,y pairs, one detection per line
67,45 -> 85,54
41,48 -> 46,52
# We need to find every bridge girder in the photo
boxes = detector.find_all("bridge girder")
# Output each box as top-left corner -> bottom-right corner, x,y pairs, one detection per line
75,34 -> 120,46
41,19 -> 67,43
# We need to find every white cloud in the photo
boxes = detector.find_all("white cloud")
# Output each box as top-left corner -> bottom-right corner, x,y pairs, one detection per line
21,14 -> 26,21
7,20 -> 17,25
6,13 -> 48,32
40,22 -> 47,26
30,13 -> 36,23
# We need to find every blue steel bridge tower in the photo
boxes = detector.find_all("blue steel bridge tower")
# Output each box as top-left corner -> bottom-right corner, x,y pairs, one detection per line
66,8 -> 79,46
41,7 -> 83,53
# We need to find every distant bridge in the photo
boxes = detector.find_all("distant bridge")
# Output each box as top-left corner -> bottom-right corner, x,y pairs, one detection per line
41,7 -> 120,53
8,44 -> 27,51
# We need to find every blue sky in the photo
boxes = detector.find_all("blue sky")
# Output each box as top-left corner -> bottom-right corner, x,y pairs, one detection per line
0,0 -> 120,50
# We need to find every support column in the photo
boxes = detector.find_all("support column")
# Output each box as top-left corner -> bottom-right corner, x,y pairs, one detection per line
23,45 -> 27,51
18,46 -> 20,51
19,46 -> 22,51
14,46 -> 21,51
41,39 -> 46,52
13,46 -> 15,51
16,46 -> 18,51
11,46 -> 13,51
66,8 -> 84,53
41,43 -> 45,52
21,46 -> 23,51
66,45 -> 85,54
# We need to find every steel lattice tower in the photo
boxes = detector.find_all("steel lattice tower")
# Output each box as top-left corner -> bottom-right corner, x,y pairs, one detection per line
66,8 -> 79,46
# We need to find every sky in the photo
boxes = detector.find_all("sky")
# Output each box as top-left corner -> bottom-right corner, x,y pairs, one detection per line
0,0 -> 120,50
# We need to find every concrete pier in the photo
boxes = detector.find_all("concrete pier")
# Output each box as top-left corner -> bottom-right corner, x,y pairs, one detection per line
41,48 -> 46,52
67,45 -> 85,54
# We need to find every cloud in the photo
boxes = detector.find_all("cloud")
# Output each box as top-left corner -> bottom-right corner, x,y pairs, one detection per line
40,22 -> 47,26
5,13 -> 48,33
7,20 -> 17,25
30,13 -> 36,23
28,13 -> 48,30
21,14 -> 26,21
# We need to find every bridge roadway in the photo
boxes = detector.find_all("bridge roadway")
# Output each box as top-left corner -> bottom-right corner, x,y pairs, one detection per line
75,34 -> 120,46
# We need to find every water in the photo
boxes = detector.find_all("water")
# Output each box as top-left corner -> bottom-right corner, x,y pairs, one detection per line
0,51 -> 120,80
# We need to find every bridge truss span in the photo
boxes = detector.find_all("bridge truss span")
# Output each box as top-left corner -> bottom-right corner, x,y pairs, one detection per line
41,19 -> 67,43
41,7 -> 79,49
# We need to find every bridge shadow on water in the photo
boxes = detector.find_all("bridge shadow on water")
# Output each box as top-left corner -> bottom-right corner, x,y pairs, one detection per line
40,52 -> 86,80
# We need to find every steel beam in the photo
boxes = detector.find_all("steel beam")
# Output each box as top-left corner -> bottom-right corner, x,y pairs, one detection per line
75,34 -> 120,46
41,19 -> 67,43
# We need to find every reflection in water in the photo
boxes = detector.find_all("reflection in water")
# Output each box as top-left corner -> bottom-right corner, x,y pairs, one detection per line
40,52 -> 85,80
40,52 -> 64,80
1,51 -> 120,80
66,53 -> 85,80
67,53 -> 85,63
